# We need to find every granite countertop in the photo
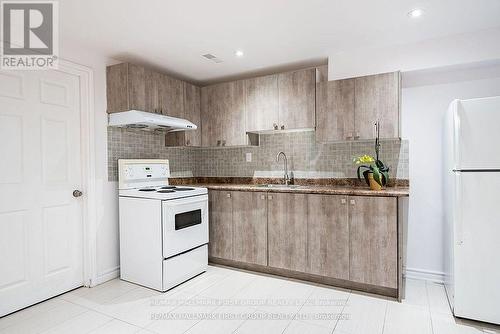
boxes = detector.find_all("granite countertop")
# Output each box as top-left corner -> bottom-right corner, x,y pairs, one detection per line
187,183 -> 409,197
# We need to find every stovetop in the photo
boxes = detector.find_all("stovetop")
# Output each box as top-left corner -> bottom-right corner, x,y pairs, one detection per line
119,185 -> 207,200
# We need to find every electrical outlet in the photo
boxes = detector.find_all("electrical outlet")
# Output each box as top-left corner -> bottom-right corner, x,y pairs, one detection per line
246,152 -> 252,162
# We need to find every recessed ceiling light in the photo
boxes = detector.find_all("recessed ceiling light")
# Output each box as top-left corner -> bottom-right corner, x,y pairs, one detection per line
235,50 -> 244,57
407,8 -> 424,18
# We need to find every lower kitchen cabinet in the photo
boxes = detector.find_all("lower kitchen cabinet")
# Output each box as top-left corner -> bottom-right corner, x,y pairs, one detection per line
232,192 -> 268,265
348,196 -> 398,288
208,190 -> 233,259
307,194 -> 349,279
268,193 -> 308,272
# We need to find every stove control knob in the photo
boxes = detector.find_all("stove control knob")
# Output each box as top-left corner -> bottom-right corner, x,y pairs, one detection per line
73,190 -> 83,198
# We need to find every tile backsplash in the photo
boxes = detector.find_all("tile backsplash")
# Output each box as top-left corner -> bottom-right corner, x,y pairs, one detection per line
107,127 -> 409,182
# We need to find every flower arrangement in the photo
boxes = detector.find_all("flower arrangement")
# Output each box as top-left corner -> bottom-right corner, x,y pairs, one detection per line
353,122 -> 390,190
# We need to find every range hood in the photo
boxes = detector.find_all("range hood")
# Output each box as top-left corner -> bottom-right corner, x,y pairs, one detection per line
108,110 -> 197,132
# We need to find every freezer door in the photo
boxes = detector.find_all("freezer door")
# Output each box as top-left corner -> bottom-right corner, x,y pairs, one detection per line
454,96 -> 500,170
454,171 -> 500,324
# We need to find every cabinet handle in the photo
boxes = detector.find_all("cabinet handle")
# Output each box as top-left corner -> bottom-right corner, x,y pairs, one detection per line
280,125 -> 285,130
354,133 -> 360,140
273,123 -> 278,130
350,199 -> 355,205
346,132 -> 353,140
222,140 -> 226,146
260,195 -> 266,200
216,140 -> 221,146
341,198 -> 346,204
226,193 -> 231,198
186,139 -> 191,146
268,195 -> 273,200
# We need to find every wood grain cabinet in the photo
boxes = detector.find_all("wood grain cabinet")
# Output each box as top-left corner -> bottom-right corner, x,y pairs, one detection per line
158,74 -> 184,117
201,81 -> 246,147
316,78 -> 355,142
316,71 -> 400,142
307,194 -> 349,280
107,63 -> 147,113
348,196 -> 398,288
354,72 -> 400,139
244,74 -> 279,132
165,82 -> 201,146
232,192 -> 268,266
268,193 -> 308,272
278,68 -> 316,130
208,190 -> 233,260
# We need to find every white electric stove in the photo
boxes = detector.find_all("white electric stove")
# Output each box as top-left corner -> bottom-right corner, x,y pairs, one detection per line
118,159 -> 208,291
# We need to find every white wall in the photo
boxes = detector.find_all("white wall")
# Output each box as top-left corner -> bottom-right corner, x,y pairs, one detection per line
328,27 -> 500,80
401,62 -> 500,280
59,44 -> 121,284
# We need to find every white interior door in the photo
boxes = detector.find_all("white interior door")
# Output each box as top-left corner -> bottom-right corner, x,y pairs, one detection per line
0,68 -> 84,316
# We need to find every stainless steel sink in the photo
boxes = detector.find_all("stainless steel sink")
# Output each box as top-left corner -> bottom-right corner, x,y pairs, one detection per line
257,184 -> 303,189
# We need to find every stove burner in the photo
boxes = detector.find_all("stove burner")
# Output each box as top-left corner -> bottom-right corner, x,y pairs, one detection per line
139,188 -> 157,192
160,186 -> 177,190
174,187 -> 195,191
157,190 -> 175,193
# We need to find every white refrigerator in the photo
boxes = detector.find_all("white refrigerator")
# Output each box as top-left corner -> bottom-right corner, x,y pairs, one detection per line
443,96 -> 500,325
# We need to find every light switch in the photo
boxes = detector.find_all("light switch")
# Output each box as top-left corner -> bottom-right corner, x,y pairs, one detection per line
245,152 -> 252,162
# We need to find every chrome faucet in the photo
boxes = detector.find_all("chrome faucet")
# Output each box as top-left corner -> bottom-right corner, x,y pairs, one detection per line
276,151 -> 290,185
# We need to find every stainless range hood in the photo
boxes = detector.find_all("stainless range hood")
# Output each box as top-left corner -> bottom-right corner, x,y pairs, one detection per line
108,110 -> 197,132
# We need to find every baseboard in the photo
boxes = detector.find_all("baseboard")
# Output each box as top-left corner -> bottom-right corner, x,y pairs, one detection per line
94,266 -> 120,286
404,267 -> 445,284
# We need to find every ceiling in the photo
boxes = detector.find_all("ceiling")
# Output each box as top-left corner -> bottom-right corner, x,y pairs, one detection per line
60,0 -> 500,84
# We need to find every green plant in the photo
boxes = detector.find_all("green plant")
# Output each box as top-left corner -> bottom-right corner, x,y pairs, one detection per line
353,121 -> 390,187
353,155 -> 389,186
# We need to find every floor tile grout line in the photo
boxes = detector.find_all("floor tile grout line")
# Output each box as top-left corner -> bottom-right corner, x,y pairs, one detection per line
380,298 -> 389,334
425,280 -> 436,334
331,290 -> 352,333
279,288 -> 317,334
143,270 -> 257,333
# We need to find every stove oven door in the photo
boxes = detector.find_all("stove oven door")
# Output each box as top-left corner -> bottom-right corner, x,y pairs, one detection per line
162,194 -> 209,258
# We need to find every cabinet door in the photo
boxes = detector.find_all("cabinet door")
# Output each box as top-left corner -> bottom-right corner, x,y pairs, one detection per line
354,72 -> 400,139
245,74 -> 279,132
278,68 -> 316,129
208,191 -> 233,259
268,193 -> 308,272
307,195 -> 349,279
201,81 -> 246,146
159,74 -> 184,117
106,63 -> 128,113
232,192 -> 268,266
127,63 -> 147,111
165,83 -> 201,147
349,196 -> 397,288
316,79 -> 355,142
184,83 -> 201,146
144,69 -> 160,113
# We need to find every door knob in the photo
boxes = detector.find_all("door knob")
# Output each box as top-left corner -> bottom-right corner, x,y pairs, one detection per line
73,190 -> 83,198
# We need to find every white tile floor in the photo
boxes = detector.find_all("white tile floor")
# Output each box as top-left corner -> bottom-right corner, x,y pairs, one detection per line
1,265 -> 499,334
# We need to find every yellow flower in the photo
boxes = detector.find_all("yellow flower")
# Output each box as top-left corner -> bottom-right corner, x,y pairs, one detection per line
354,155 -> 375,164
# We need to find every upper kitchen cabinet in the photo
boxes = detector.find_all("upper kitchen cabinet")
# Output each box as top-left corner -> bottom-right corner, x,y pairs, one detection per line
106,62 -> 185,116
107,63 -> 147,113
244,74 -> 279,132
277,68 -> 316,130
316,71 -> 400,142
316,78 -> 355,142
201,80 -> 246,147
158,74 -> 184,118
165,82 -> 201,146
354,72 -> 400,139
